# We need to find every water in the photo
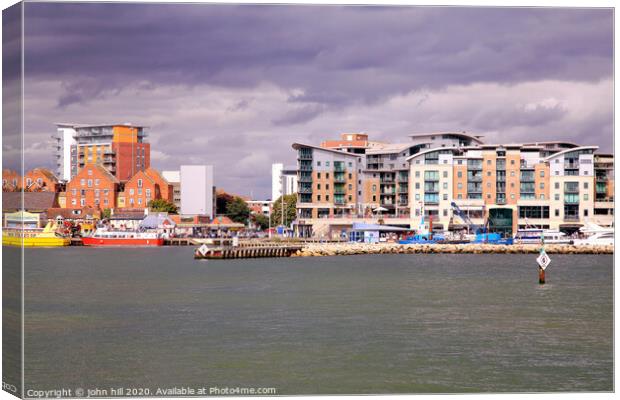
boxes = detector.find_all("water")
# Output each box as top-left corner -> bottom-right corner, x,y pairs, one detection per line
21,248 -> 612,394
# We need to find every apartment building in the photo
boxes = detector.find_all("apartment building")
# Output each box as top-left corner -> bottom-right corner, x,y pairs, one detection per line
65,164 -> 119,209
271,163 -> 298,200
292,133 -> 613,238
54,123 -> 150,182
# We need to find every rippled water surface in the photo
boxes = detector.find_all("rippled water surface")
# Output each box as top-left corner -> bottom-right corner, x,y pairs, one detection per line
23,248 -> 613,394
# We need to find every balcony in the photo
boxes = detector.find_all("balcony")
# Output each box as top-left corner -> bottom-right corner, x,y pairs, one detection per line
563,215 -> 580,222
334,188 -> 346,195
298,150 -> 313,160
334,163 -> 346,172
334,173 -> 346,183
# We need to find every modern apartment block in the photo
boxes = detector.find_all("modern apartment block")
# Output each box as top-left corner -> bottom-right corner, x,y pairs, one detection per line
180,165 -> 215,217
271,163 -> 298,200
292,133 -> 614,238
54,123 -> 150,182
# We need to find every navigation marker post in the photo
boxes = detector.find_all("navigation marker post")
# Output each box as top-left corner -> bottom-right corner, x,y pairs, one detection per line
536,232 -> 551,284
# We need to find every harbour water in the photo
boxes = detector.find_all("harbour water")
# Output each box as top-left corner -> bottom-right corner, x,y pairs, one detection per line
22,248 -> 612,394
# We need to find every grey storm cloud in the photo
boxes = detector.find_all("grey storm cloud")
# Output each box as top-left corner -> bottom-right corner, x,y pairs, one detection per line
23,4 -> 612,111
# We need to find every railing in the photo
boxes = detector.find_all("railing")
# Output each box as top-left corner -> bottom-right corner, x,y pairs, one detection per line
334,173 -> 346,183
563,215 -> 580,221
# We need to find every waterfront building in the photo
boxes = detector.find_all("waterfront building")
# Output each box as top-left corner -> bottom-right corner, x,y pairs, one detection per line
65,164 -> 119,209
292,133 -> 613,238
54,123 -> 150,182
247,200 -> 271,216
23,168 -> 59,192
162,170 -> 182,209
180,165 -> 215,217
118,167 -> 173,208
271,163 -> 298,200
2,169 -> 21,191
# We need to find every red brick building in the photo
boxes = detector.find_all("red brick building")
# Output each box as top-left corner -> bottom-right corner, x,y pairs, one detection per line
66,164 -> 119,209
24,168 -> 59,192
144,168 -> 173,203
2,169 -> 21,191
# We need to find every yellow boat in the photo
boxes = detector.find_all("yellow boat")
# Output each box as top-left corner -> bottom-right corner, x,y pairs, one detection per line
3,221 -> 71,247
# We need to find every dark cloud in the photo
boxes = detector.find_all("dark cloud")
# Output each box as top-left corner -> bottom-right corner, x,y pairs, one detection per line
24,4 -> 612,112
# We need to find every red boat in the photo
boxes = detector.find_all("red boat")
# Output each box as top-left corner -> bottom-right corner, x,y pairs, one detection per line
82,229 -> 164,246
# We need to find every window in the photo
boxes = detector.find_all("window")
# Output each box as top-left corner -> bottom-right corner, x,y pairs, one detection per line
348,173 -> 352,179
317,172 -> 321,179
325,184 -> 329,190
95,189 -> 100,197
584,182 -> 589,189
415,171 -> 420,178
443,194 -> 448,200
372,195 -> 376,202
457,171 -> 462,178
348,184 -> 352,190
443,209 -> 448,217
457,183 -> 463,189
317,184 -> 321,190
95,198 -> 100,205
510,171 -> 515,177
130,198 -> 134,205
372,185 -> 377,192
138,198 -> 142,205
325,162 -> 330,167
146,189 -> 151,198
130,188 -> 135,195
87,179 -> 92,187
95,179 -> 100,186
540,170 -> 545,177
415,209 -> 420,216
72,189 -> 77,196
317,161 -> 321,167
81,189 -> 85,196
348,195 -> 352,201
443,182 -> 448,189
104,189 -> 109,196
457,194 -> 463,199
138,179 -> 143,188
555,182 -> 560,189
37,178 -> 43,185
87,169 -> 92,176
511,160 -> 515,165
80,199 -> 85,206
80,179 -> 85,186
555,209 -> 560,217
555,194 -> 560,201
487,171 -> 491,176
415,183 -> 420,189
326,173 -> 329,179
540,194 -> 545,200
539,183 -> 544,189
415,194 -> 420,200
584,194 -> 589,201
71,199 -> 77,205
487,160 -> 491,165
584,209 -> 589,217
348,162 -> 352,167
443,171 -> 448,178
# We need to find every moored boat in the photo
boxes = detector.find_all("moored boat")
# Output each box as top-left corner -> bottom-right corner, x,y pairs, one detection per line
82,229 -> 164,246
514,229 -> 571,244
573,223 -> 614,246
2,221 -> 71,247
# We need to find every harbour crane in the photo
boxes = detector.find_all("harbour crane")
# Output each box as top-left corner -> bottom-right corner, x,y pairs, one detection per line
450,202 -> 487,235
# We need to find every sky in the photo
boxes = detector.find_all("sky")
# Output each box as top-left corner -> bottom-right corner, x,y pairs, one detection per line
9,3 -> 614,199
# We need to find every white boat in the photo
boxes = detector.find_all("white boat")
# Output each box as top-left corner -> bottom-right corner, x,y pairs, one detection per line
573,223 -> 614,246
514,229 -> 571,244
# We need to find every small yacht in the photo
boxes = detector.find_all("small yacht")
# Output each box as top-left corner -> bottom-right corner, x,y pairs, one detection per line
514,229 -> 571,244
573,223 -> 614,246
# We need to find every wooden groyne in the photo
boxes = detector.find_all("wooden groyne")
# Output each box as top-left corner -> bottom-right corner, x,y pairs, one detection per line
194,245 -> 304,260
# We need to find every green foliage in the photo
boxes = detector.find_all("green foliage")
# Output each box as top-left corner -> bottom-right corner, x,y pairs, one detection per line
216,192 -> 235,215
271,194 -> 297,227
148,199 -> 178,214
102,208 -> 112,219
252,213 -> 270,230
226,196 -> 250,224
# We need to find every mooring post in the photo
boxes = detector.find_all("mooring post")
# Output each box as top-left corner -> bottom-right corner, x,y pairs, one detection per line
539,266 -> 545,285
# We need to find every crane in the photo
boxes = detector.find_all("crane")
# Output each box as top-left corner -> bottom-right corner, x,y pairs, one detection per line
450,202 -> 486,235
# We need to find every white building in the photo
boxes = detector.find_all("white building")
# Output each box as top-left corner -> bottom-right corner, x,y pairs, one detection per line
180,165 -> 214,217
54,124 -> 77,181
271,163 -> 298,200
162,170 -> 181,209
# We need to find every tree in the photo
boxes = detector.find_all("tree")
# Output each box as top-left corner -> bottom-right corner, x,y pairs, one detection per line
226,196 -> 250,224
252,213 -> 270,231
102,208 -> 112,219
271,194 -> 297,227
216,192 -> 235,215
148,199 -> 178,214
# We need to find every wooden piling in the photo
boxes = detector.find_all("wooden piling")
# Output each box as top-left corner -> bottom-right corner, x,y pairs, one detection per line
538,267 -> 545,285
